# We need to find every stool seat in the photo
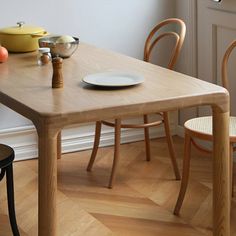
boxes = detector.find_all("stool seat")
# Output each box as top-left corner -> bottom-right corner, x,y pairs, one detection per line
0,144 -> 14,168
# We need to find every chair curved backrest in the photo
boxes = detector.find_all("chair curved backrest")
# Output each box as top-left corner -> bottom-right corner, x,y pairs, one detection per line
174,39 -> 236,216
144,18 -> 186,70
222,40 -> 236,91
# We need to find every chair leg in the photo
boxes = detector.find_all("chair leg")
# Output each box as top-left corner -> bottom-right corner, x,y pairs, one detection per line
108,119 -> 121,189
230,143 -> 234,197
143,115 -> 151,162
6,164 -> 20,236
87,121 -> 102,171
163,112 -> 180,180
174,132 -> 191,215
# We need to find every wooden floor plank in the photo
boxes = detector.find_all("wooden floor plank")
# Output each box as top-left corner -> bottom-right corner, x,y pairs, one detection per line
92,213 -> 205,236
0,136 -> 235,235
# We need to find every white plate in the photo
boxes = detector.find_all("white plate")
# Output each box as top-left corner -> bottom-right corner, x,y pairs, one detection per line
82,72 -> 144,87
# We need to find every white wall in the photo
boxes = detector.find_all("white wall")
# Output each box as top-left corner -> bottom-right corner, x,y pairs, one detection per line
1,0 -> 176,60
0,0 -> 176,130
176,0 -> 198,127
0,0 -> 176,159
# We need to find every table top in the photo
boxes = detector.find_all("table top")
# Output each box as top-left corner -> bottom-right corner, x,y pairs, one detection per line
0,43 -> 228,125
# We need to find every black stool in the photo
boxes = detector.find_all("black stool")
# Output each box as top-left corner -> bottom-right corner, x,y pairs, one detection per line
0,144 -> 20,236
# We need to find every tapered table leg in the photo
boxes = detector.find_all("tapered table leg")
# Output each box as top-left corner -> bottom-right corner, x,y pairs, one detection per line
38,126 -> 59,236
57,131 -> 62,160
212,109 -> 230,236
108,119 -> 121,188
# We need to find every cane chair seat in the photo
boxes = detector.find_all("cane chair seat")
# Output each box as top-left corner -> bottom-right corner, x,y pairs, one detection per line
185,116 -> 236,141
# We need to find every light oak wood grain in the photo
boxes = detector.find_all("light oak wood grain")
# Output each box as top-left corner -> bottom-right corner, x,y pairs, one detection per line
0,43 -> 230,236
0,43 -> 229,123
212,110 -> 230,236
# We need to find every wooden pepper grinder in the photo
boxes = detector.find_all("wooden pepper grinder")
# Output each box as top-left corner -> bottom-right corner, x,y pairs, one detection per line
52,57 -> 63,88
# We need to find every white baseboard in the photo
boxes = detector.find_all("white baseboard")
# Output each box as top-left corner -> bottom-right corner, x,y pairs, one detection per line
0,117 -> 177,161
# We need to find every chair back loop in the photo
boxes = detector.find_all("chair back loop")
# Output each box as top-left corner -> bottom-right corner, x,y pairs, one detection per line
222,40 -> 236,90
144,18 -> 186,70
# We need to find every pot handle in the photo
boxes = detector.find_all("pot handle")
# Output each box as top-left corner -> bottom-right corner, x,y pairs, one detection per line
31,31 -> 48,38
17,21 -> 25,28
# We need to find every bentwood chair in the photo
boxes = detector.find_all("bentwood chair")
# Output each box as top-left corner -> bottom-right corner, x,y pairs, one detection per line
87,18 -> 186,188
174,40 -> 236,215
0,144 -> 20,236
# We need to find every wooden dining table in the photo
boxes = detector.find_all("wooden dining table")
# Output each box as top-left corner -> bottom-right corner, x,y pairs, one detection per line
0,43 -> 230,236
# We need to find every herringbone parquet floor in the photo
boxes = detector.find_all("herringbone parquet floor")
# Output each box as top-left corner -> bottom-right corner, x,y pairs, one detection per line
0,136 -> 235,235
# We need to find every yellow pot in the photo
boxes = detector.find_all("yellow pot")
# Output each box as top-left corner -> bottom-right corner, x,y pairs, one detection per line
0,22 -> 48,52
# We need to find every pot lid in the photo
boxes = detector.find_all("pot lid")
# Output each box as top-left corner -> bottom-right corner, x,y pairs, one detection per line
0,22 -> 45,35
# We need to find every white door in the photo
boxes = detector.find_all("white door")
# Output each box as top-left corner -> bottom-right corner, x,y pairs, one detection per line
197,0 -> 236,116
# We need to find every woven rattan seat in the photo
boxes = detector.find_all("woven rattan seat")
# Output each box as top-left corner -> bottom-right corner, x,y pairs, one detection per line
185,116 -> 236,141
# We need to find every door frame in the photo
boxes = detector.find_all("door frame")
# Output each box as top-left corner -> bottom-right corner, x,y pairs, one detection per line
176,0 -> 197,77
176,0 -> 198,131
186,0 -> 197,77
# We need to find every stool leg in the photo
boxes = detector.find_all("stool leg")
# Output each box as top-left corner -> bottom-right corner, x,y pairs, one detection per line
6,164 -> 20,236
0,168 -> 6,181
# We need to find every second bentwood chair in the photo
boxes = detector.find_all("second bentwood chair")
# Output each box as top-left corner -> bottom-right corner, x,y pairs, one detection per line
87,18 -> 186,188
174,40 -> 236,215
